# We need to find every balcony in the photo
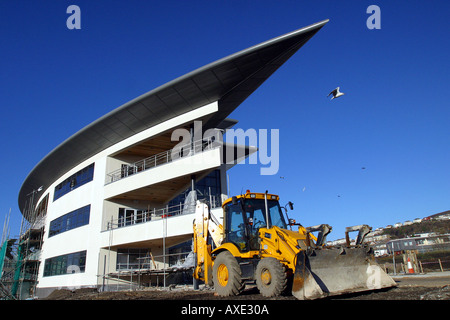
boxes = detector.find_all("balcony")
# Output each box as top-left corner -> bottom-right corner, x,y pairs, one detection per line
105,136 -> 219,185
104,196 -> 221,232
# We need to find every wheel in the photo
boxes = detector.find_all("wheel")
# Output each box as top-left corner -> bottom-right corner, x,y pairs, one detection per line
212,251 -> 244,296
255,257 -> 288,297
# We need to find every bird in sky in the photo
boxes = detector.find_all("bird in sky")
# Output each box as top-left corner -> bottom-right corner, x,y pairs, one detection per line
327,87 -> 345,100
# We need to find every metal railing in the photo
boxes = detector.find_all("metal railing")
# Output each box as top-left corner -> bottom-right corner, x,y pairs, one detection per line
105,197 -> 221,231
116,251 -> 193,271
105,136 -> 220,185
106,202 -> 194,231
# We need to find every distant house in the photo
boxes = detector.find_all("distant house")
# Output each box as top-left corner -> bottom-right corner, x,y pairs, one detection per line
424,210 -> 450,221
413,233 -> 450,246
394,222 -> 403,228
435,213 -> 450,221
372,243 -> 390,257
384,233 -> 450,254
365,233 -> 390,243
325,238 -> 349,247
386,238 -> 417,254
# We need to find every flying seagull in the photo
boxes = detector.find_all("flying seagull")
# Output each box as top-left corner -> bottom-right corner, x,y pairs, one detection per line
327,87 -> 344,100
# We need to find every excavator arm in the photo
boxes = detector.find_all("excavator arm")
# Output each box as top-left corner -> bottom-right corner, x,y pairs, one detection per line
193,201 -> 224,286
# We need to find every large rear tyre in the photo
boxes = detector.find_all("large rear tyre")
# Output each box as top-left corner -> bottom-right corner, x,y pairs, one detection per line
255,257 -> 287,297
212,251 -> 244,296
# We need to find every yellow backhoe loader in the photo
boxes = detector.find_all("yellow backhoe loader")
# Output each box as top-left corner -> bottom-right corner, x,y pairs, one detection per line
193,190 -> 396,299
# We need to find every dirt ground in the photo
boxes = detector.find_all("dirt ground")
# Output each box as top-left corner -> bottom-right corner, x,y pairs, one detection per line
43,273 -> 450,301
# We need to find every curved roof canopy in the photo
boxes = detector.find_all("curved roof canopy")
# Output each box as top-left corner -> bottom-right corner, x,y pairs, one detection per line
19,19 -> 329,216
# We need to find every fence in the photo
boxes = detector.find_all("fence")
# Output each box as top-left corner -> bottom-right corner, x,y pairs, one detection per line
382,257 -> 450,275
418,259 -> 450,273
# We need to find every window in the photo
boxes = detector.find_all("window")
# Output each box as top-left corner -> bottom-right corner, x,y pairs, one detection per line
168,241 -> 191,267
43,250 -> 86,277
117,208 -> 147,227
224,203 -> 248,252
116,248 -> 151,270
54,163 -> 95,201
169,170 -> 222,207
49,205 -> 90,237
243,199 -> 287,230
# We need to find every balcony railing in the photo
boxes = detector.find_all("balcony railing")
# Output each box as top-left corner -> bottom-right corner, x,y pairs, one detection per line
105,196 -> 221,231
105,136 -> 220,185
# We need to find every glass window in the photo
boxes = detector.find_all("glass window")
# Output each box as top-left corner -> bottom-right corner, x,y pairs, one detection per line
43,250 -> 86,277
223,197 -> 287,252
118,208 -> 142,227
116,251 -> 129,269
243,199 -> 286,230
54,163 -> 95,201
49,205 -> 90,237
225,203 -> 248,252
116,248 -> 151,270
268,200 -> 287,229
169,170 -> 222,208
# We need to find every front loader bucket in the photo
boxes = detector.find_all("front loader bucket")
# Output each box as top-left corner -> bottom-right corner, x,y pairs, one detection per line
292,247 -> 396,300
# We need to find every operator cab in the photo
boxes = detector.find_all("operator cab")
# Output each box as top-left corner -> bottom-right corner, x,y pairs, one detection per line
222,191 -> 287,252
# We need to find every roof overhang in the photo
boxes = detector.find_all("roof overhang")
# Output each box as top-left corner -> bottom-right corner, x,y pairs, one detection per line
18,19 -> 329,216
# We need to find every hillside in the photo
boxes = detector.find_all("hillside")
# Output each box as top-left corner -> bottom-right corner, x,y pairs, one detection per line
381,219 -> 450,239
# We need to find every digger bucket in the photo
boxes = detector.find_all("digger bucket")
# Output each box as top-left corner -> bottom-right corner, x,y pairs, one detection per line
292,247 -> 396,300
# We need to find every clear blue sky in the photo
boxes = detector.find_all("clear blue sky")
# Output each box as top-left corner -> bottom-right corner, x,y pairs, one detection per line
1,1 -> 449,241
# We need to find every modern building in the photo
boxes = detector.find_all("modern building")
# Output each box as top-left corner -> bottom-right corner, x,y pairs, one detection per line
15,20 -> 328,298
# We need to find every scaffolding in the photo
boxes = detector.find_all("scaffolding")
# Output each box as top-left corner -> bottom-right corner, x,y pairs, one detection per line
0,209 -> 16,300
0,238 -> 17,300
0,192 -> 47,300
99,250 -> 194,292
10,223 -> 44,299
100,190 -> 201,292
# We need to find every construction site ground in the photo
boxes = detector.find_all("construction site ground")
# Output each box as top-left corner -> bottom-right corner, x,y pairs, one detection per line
44,271 -> 450,301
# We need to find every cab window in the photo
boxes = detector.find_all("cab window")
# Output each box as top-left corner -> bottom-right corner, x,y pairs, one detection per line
224,203 -> 248,252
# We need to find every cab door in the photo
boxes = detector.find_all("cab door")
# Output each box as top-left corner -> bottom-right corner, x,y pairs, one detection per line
224,202 -> 249,252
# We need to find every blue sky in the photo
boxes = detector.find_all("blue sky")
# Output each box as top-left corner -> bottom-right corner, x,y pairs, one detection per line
1,1 -> 449,240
